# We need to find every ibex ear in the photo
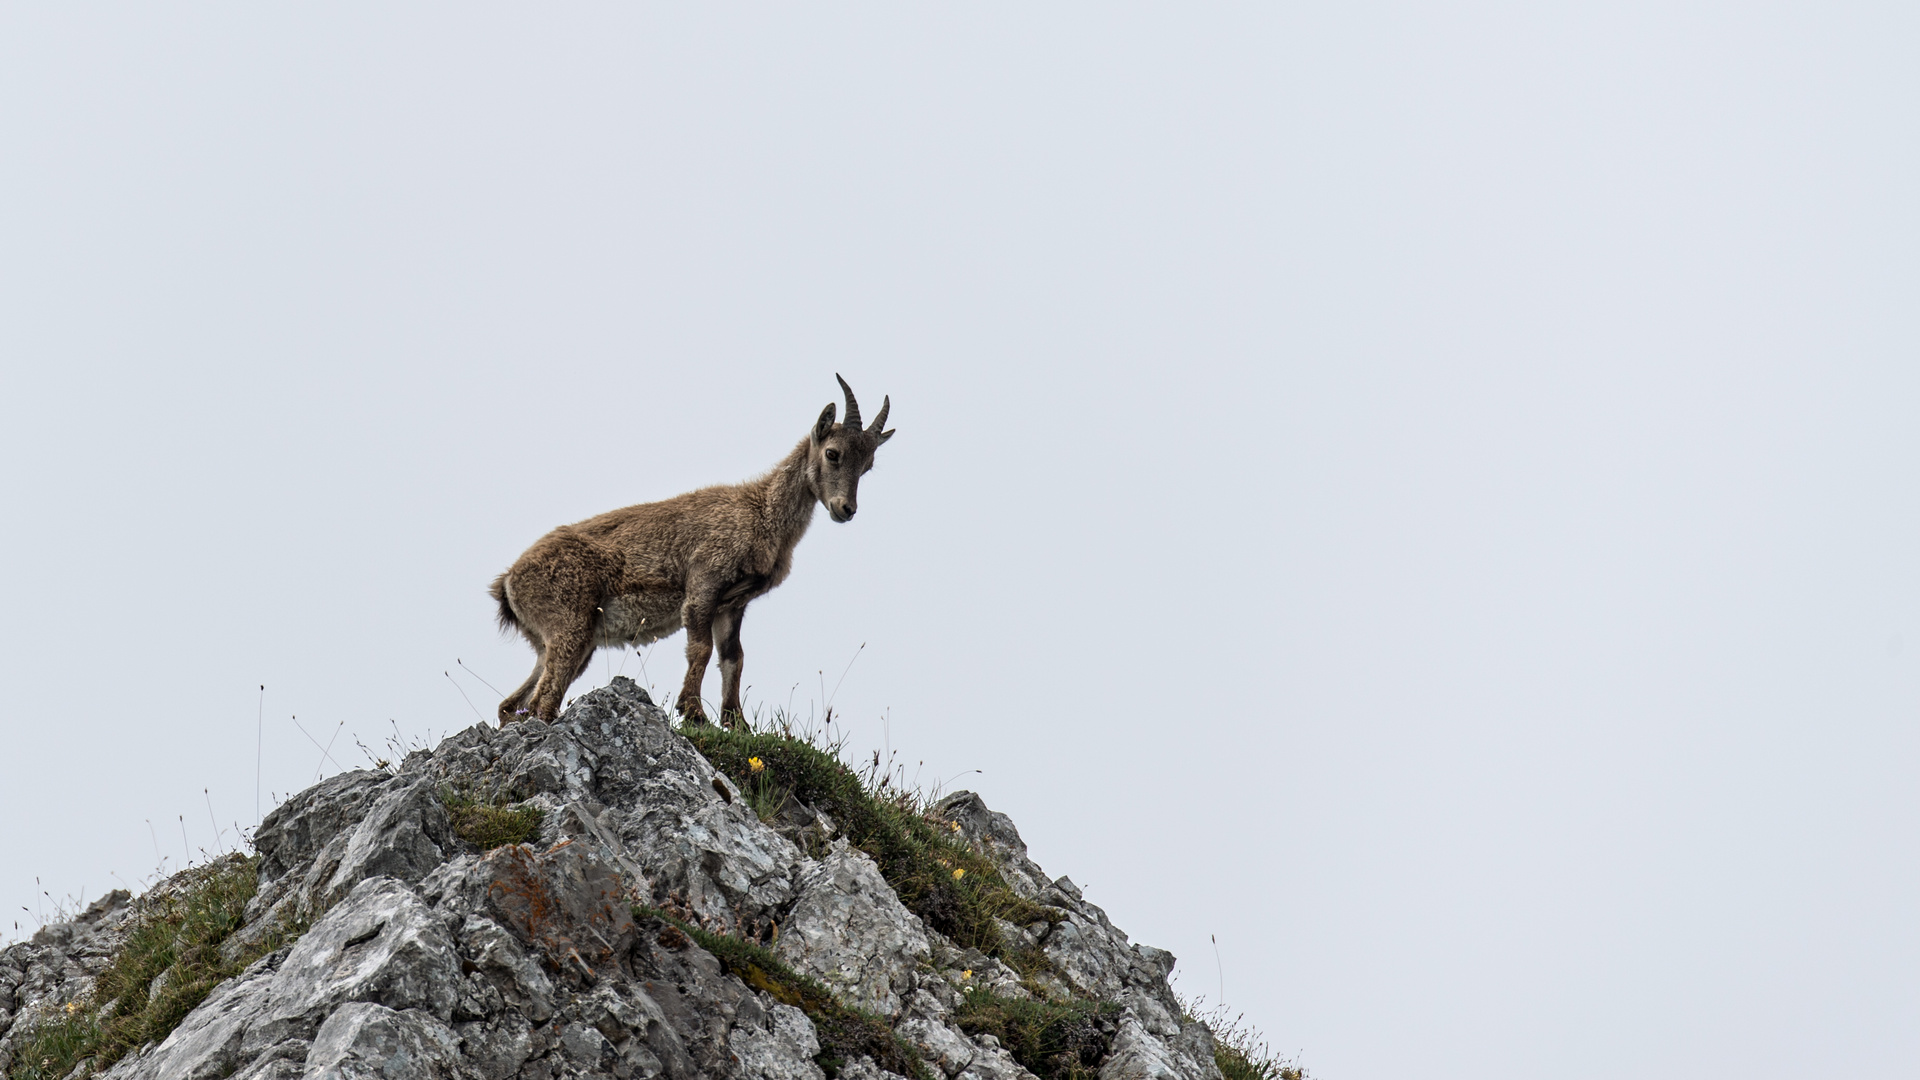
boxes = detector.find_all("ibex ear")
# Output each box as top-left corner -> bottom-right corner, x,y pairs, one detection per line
812,404 -> 836,443
875,428 -> 895,446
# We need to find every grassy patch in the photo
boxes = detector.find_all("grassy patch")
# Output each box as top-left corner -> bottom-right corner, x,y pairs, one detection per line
1182,999 -> 1308,1080
440,784 -> 544,850
8,855 -> 306,1080
635,906 -> 933,1080
6,1009 -> 99,1080
953,988 -> 1120,1080
1215,1042 -> 1308,1080
682,723 -> 1058,974
736,759 -> 794,824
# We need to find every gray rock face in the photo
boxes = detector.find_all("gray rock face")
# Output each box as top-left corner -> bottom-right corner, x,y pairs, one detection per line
305,1002 -> 462,1080
929,793 -> 1222,1080
1,678 -> 1228,1080
0,888 -> 136,1074
776,843 -> 931,1020
1099,1014 -> 1223,1080
91,876 -> 461,1080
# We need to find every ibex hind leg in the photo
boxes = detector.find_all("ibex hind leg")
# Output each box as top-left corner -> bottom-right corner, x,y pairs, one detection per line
528,627 -> 596,722
493,606 -> 547,725
498,644 -> 544,725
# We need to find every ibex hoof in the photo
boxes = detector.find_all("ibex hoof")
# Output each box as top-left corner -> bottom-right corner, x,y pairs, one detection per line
499,708 -> 550,728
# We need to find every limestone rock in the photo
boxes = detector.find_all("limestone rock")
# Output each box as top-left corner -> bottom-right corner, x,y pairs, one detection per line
95,875 -> 461,1080
1099,1014 -> 1226,1080
305,1002 -> 462,1079
898,1017 -> 982,1078
419,678 -> 803,936
932,791 -> 1214,1079
775,842 -> 931,1020
0,888 -> 135,1074
5,678 -> 1241,1080
728,996 -> 827,1080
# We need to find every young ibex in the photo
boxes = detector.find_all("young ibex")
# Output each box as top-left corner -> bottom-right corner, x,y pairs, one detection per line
489,376 -> 894,727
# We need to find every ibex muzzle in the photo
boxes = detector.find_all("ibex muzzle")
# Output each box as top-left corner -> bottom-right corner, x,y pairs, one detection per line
489,375 -> 895,727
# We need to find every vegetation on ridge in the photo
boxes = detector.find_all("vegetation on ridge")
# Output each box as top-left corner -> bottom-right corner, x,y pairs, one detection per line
8,855 -> 305,1080
953,988 -> 1120,1080
681,716 -> 1060,976
1182,998 -> 1310,1080
439,782 -> 544,850
688,710 -> 1311,1080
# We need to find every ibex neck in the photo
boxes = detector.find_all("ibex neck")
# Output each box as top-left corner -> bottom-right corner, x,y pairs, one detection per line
757,438 -> 820,541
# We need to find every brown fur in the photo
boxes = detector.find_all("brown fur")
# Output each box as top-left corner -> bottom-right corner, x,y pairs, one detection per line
492,376 -> 894,727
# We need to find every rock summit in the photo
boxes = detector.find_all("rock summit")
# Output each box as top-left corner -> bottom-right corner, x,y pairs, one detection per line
0,678 -> 1224,1080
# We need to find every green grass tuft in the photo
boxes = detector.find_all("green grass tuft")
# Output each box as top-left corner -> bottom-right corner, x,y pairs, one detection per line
6,1009 -> 99,1080
7,855 -> 307,1080
1181,998 -> 1309,1080
635,906 -> 934,1080
440,784 -> 544,850
953,988 -> 1121,1080
682,722 -> 1058,975
1215,1042 -> 1308,1080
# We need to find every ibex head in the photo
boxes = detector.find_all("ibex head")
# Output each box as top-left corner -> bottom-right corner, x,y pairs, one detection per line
809,374 -> 895,523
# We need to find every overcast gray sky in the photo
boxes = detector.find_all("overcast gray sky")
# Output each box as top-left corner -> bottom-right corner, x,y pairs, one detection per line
3,4 -> 1917,1077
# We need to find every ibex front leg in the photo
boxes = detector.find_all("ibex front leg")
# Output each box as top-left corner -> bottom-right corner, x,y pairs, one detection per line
714,605 -> 748,730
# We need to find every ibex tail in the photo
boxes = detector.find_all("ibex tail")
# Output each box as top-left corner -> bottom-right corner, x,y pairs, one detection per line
489,573 -> 520,633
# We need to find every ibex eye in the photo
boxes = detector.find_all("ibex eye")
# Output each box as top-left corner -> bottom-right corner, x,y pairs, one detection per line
825,450 -> 841,464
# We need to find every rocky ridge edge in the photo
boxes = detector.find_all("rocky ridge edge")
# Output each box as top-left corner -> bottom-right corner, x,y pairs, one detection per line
0,678 -> 1223,1080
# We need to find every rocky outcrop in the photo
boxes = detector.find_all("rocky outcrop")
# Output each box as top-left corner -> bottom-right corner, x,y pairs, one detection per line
0,890 -> 136,1058
0,678 -> 1223,1080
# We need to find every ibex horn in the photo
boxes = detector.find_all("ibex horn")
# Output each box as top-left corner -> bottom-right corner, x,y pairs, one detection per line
836,374 -> 861,430
868,395 -> 889,434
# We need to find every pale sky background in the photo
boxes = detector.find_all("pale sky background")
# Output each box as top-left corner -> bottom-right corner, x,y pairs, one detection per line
3,5 -> 1917,1078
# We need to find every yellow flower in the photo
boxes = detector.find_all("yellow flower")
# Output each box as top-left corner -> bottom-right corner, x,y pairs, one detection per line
961,969 -> 972,980
952,868 -> 966,880
748,757 -> 765,773
64,1001 -> 81,1016
950,821 -> 962,833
